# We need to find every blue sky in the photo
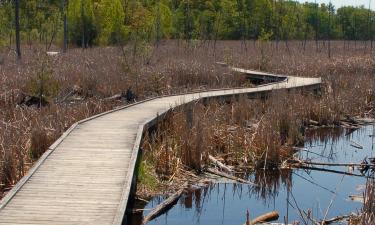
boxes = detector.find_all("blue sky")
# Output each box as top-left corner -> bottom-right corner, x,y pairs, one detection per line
296,0 -> 373,9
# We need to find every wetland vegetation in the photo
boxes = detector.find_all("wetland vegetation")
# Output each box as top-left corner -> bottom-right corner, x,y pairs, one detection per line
1,1 -> 375,223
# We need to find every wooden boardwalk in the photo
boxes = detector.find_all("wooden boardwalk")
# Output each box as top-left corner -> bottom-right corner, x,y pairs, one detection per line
0,68 -> 321,225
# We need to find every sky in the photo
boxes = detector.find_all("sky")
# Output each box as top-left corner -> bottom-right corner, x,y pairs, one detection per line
297,0 -> 374,9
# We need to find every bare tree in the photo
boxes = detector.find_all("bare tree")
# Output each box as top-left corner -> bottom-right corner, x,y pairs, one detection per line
367,0 -> 372,50
328,1 -> 332,58
15,0 -> 21,59
63,0 -> 68,52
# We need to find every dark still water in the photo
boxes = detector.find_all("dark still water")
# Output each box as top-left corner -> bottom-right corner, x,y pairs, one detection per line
132,125 -> 375,225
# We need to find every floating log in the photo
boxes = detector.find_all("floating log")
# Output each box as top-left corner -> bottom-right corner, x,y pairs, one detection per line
206,168 -> 256,185
208,155 -> 232,173
142,182 -> 188,225
243,211 -> 279,225
350,140 -> 363,149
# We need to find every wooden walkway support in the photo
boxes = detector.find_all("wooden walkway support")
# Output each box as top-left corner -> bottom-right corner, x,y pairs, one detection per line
0,68 -> 321,225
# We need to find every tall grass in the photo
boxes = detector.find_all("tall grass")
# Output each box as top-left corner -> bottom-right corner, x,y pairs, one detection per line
141,88 -> 347,181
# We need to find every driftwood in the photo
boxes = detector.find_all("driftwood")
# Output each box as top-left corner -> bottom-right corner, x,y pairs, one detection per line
208,155 -> 232,173
142,182 -> 188,225
244,211 -> 279,225
206,168 -> 256,185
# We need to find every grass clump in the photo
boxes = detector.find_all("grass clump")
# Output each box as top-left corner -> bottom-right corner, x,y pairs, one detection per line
137,157 -> 160,196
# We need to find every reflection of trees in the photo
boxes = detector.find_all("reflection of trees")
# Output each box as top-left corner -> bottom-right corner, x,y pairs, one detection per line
304,127 -> 345,162
305,127 -> 344,146
251,169 -> 292,202
180,169 -> 293,214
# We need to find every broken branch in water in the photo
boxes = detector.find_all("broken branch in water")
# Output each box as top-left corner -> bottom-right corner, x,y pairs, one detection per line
142,182 -> 188,225
350,140 -> 363,149
206,168 -> 256,185
319,214 -> 353,225
286,158 -> 375,175
243,211 -> 279,225
297,160 -> 371,167
291,165 -> 372,178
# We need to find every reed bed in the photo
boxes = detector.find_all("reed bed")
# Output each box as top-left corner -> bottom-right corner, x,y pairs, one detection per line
140,90 -> 343,182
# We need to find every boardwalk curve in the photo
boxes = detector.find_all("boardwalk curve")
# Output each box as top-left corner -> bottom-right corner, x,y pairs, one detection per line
0,68 -> 321,225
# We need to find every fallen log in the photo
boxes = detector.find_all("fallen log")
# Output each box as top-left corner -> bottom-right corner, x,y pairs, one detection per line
206,168 -> 256,185
142,182 -> 188,225
104,93 -> 122,101
208,155 -> 232,173
353,117 -> 375,124
243,211 -> 279,225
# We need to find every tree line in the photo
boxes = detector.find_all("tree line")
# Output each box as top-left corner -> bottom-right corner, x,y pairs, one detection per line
1,0 -> 375,51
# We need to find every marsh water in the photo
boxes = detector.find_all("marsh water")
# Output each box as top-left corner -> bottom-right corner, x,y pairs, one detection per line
131,125 -> 375,225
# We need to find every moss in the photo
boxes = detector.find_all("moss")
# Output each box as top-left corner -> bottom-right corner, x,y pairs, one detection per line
137,158 -> 159,191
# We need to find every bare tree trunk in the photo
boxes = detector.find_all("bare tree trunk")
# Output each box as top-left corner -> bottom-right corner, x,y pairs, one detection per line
328,2 -> 331,58
15,0 -> 21,60
63,0 -> 68,52
368,0 -> 372,51
315,0 -> 319,53
81,0 -> 85,49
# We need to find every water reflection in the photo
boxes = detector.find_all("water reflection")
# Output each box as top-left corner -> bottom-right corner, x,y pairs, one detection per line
251,169 -> 292,202
130,125 -> 375,225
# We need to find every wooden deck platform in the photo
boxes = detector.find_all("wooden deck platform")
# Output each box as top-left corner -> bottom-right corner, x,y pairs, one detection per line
0,69 -> 321,225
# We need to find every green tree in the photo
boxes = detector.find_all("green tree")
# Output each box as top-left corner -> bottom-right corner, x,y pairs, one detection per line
97,0 -> 128,45
68,0 -> 97,47
153,2 -> 172,42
